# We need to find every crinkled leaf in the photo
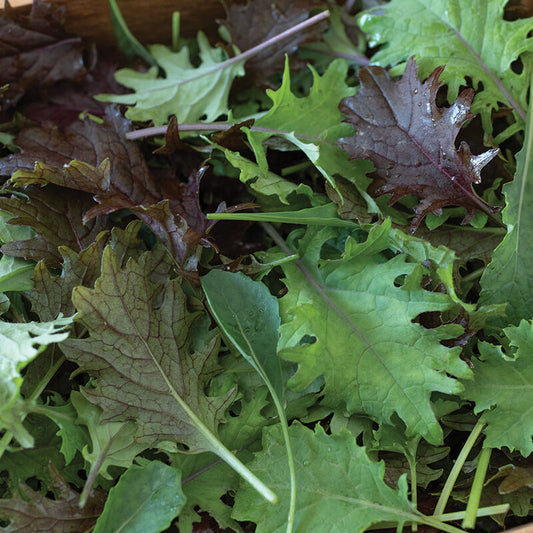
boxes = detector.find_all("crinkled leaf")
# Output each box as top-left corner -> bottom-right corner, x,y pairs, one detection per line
29,221 -> 172,322
221,0 -> 326,86
0,0 -> 88,113
359,0 -> 533,138
338,58 -> 499,232
246,58 -> 373,188
0,315 -> 73,448
479,79 -> 533,326
233,422 -> 420,532
97,33 -> 244,125
93,461 -> 185,533
60,246 -> 235,452
278,222 -> 471,445
0,187 -> 110,269
0,463 -> 105,533
0,111 -> 209,270
461,320 -> 533,456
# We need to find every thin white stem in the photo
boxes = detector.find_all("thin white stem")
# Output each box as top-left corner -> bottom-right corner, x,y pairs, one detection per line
181,9 -> 330,86
125,123 -> 319,141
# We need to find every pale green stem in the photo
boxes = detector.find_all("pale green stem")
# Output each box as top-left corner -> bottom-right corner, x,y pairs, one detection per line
433,420 -> 486,516
172,12 -> 180,51
461,267 -> 485,284
462,447 -> 492,529
269,381 -> 297,533
409,457 -> 418,532
435,503 -> 509,522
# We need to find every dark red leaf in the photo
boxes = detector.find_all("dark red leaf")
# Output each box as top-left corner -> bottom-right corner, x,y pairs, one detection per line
221,0 -> 326,86
0,0 -> 89,115
0,463 -> 105,533
0,186 -> 111,268
0,108 -> 210,271
338,57 -> 499,232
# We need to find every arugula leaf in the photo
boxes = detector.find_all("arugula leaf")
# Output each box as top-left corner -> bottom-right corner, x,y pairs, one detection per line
93,461 -> 185,533
359,0 -> 533,139
277,222 -> 471,445
461,320 -> 533,456
232,422 -> 420,533
97,33 -> 245,125
479,74 -> 533,326
202,270 -> 285,401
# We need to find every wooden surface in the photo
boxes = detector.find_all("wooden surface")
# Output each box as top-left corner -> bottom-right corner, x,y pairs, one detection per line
5,0 -> 226,47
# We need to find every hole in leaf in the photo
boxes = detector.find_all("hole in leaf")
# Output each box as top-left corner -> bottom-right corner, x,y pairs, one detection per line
393,274 -> 406,287
511,58 -> 524,75
299,334 -> 317,346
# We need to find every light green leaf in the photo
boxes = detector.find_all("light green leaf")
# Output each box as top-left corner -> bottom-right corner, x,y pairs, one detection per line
97,33 -> 244,125
278,222 -> 471,445
71,391 -> 147,478
461,320 -> 533,456
219,145 -> 313,204
232,422 -> 420,533
93,461 -> 185,533
0,315 -> 73,448
359,0 -> 533,138
0,210 -> 34,243
0,255 -> 34,292
245,58 -> 373,187
479,73 -> 533,326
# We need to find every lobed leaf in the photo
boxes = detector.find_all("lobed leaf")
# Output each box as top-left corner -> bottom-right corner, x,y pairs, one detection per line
0,315 -> 73,448
338,58 -> 499,232
232,422 -> 419,533
97,33 -> 244,125
60,246 -> 235,452
461,320 -> 533,456
277,222 -> 471,444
